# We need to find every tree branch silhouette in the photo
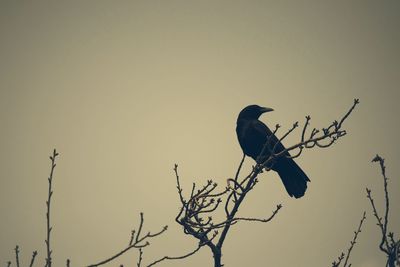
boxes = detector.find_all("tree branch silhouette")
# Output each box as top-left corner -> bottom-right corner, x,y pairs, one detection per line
174,99 -> 359,267
3,99 -> 362,267
14,246 -> 19,267
87,212 -> 168,267
5,150 -> 188,267
146,242 -> 204,267
6,150 -> 59,267
332,211 -> 366,267
45,149 -> 58,267
29,251 -> 38,267
367,155 -> 399,267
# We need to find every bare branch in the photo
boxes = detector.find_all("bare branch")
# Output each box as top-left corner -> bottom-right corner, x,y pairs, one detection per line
14,246 -> 19,267
367,154 -> 399,267
87,213 -> 167,267
366,188 -> 389,253
29,251 -> 38,267
273,121 -> 299,153
343,212 -> 366,267
366,154 -> 391,255
230,204 -> 282,224
338,98 -> 359,129
137,248 -> 143,267
174,164 -> 185,205
147,241 -> 206,267
266,99 -> 359,165
332,253 -> 345,267
301,115 -> 311,143
232,153 -> 246,202
332,212 -> 366,267
234,154 -> 246,183
372,155 -> 390,253
45,149 -> 59,267
173,99 -> 359,266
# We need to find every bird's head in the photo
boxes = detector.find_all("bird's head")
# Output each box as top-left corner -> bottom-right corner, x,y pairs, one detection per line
238,105 -> 274,120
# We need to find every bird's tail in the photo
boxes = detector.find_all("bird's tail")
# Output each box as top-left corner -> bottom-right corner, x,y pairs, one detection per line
275,157 -> 310,198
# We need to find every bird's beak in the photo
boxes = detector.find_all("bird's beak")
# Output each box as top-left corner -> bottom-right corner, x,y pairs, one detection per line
260,107 -> 274,113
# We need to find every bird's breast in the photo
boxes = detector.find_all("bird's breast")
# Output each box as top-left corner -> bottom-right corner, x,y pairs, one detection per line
236,120 -> 267,160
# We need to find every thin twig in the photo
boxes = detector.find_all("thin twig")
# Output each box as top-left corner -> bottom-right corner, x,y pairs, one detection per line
230,204 -> 282,224
45,149 -> 59,267
301,115 -> 311,143
366,188 -> 389,253
232,154 -> 246,202
366,154 -> 391,255
137,248 -> 143,267
338,99 -> 359,129
29,251 -> 38,267
332,253 -> 345,267
367,154 -> 399,267
272,121 -> 298,153
87,213 -> 167,267
342,212 -> 367,267
14,246 -> 19,267
372,155 -> 390,253
147,241 -> 205,267
332,212 -> 366,267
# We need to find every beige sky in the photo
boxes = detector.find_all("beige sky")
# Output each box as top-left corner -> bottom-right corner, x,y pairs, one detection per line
0,1 -> 399,266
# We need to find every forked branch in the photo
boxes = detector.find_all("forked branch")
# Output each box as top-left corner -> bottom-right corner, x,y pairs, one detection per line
174,99 -> 359,267
367,155 -> 399,267
87,213 -> 167,267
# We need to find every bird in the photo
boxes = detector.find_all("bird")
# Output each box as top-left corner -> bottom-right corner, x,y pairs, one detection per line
236,104 -> 310,198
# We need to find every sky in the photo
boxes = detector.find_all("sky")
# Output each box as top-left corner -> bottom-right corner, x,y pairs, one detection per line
0,1 -> 399,267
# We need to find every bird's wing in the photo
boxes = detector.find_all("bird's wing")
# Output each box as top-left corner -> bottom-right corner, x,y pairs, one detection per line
250,120 -> 289,156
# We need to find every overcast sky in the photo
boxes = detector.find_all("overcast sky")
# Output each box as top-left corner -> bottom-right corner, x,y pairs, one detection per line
0,1 -> 399,267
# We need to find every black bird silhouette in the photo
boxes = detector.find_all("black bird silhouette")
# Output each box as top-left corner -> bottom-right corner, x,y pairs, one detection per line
236,105 -> 310,198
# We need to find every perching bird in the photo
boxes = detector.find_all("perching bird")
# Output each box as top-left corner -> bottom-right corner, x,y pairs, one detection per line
236,105 -> 310,198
